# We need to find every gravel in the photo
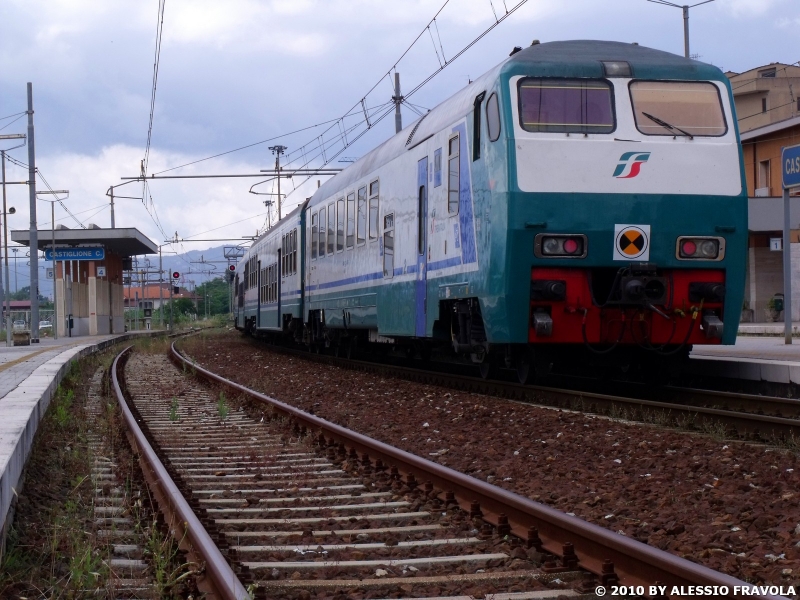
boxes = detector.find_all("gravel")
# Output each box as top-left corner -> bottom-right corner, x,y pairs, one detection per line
180,331 -> 800,586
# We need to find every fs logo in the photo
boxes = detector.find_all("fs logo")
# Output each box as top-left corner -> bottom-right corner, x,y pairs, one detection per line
613,152 -> 651,179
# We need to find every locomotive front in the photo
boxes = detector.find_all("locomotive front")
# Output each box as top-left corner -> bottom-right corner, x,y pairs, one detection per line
498,42 -> 747,369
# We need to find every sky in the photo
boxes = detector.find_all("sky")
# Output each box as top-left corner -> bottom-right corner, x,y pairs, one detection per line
0,0 -> 797,293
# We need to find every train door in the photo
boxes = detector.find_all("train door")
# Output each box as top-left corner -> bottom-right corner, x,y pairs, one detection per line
415,156 -> 429,337
277,249 -> 282,329
256,260 -> 261,329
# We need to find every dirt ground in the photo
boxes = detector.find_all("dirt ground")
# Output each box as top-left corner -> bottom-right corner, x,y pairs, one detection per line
179,330 -> 800,586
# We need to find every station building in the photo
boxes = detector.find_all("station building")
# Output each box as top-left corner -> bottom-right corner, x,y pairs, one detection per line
11,226 -> 157,337
727,63 -> 800,322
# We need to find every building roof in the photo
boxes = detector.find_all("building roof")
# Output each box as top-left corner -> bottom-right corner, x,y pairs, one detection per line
740,114 -> 800,141
11,227 -> 157,256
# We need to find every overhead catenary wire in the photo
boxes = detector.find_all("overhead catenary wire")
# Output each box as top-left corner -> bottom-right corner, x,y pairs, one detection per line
0,113 -> 26,133
271,0 -> 530,212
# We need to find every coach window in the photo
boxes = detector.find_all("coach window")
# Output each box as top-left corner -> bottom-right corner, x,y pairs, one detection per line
281,235 -> 286,276
311,213 -> 318,260
486,92 -> 501,141
383,213 -> 395,278
629,81 -> 727,137
327,203 -> 336,255
369,180 -> 379,241
518,78 -> 615,134
292,230 -> 297,273
346,192 -> 355,249
357,186 -> 367,245
318,207 -> 326,258
448,135 -> 460,215
336,198 -> 345,252
433,148 -> 442,187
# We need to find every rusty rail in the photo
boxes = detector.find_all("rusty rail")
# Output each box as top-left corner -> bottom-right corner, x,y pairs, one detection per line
111,346 -> 250,600
170,341 -> 783,599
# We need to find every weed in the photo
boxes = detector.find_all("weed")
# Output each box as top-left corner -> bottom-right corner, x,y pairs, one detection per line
169,397 -> 179,421
144,519 -> 196,595
218,392 -> 229,420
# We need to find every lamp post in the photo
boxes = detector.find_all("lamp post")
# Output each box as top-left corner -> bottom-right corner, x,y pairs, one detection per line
646,0 -> 715,58
36,190 -> 68,340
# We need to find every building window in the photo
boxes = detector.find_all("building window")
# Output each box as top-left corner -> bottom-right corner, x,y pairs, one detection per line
759,160 -> 771,192
762,97 -> 767,113
759,67 -> 777,78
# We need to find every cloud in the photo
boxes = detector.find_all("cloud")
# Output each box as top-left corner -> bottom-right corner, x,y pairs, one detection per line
723,0 -> 783,17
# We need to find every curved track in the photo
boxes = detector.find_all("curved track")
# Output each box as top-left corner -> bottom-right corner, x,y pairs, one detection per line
106,340 -> 784,599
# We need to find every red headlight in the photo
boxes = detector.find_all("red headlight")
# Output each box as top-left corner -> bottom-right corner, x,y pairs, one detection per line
563,238 -> 579,254
681,240 -> 697,257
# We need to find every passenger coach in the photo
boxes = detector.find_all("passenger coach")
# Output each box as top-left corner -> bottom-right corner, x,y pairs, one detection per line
235,40 -> 747,382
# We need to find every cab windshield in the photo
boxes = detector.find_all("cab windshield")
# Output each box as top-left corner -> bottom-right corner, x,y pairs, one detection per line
630,81 -> 727,137
518,78 -> 615,134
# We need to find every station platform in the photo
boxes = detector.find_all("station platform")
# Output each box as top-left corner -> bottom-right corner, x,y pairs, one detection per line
0,332 -> 156,554
688,323 -> 800,384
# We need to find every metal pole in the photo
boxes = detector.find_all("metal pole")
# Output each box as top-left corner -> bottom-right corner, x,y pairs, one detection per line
51,201 -> 57,339
26,83 -> 39,343
276,154 -> 281,222
784,186 -> 793,344
159,246 -> 164,328
110,186 -> 115,228
1,151 -> 10,346
169,277 -> 174,331
682,5 -> 690,58
394,72 -> 403,133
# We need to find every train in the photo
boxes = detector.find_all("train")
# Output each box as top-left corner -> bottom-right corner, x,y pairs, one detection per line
233,40 -> 747,383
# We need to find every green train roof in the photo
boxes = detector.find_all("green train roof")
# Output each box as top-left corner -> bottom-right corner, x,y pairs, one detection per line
503,40 -> 725,82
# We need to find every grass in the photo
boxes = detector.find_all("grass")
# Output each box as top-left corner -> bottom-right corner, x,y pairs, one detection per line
169,397 -> 179,422
218,391 -> 230,420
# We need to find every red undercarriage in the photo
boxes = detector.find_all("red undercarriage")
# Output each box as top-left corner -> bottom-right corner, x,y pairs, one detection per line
529,268 -> 725,346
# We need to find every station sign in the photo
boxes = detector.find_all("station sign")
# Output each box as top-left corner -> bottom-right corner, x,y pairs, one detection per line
783,143 -> 800,190
44,247 -> 105,261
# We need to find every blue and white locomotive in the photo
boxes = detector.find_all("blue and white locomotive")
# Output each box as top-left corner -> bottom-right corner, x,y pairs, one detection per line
234,40 -> 747,381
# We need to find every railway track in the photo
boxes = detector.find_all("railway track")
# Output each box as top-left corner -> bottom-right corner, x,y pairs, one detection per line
108,342 -> 786,599
234,340 -> 800,442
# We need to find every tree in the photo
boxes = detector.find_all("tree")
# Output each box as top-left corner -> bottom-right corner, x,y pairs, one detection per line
195,277 -> 232,317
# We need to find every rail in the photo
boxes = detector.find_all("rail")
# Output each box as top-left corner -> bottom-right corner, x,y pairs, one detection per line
111,345 -> 250,600
170,341 -> 782,599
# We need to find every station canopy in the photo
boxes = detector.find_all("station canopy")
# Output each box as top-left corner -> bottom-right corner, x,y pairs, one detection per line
11,226 -> 157,257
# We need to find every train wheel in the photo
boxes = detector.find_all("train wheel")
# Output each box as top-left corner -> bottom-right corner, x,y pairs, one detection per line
479,360 -> 496,380
515,353 -> 533,385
